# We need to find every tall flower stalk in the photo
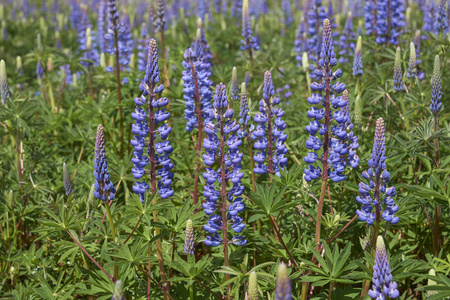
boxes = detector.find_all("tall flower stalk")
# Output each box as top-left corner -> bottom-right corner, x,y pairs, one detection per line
304,19 -> 358,245
238,82 -> 256,191
130,39 -> 173,298
202,84 -> 246,291
182,28 -> 214,205
430,55 -> 442,256
241,0 -> 259,72
393,47 -> 409,131
105,0 -> 124,158
252,71 -> 288,177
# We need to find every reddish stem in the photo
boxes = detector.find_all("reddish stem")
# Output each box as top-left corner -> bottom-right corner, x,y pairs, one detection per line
66,230 -> 114,282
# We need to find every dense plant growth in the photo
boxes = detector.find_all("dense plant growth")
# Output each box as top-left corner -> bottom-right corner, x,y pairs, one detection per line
0,0 -> 449,299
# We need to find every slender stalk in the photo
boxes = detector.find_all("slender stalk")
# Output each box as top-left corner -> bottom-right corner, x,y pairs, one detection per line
47,79 -> 56,113
433,115 -> 440,256
267,96 -> 274,176
189,283 -> 194,300
148,243 -> 151,300
189,58 -> 203,206
219,112 -> 231,294
104,202 -> 118,280
269,216 -> 298,267
301,282 -> 308,300
315,65 -> 331,246
66,230 -> 114,282
245,133 -> 256,192
326,214 -> 358,244
112,21 -> 124,159
398,94 -> 410,131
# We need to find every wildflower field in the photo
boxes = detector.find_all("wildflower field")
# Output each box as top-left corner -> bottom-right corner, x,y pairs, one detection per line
1,0 -> 450,299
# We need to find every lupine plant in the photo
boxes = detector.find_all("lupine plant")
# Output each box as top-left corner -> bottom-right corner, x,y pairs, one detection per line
304,19 -> 359,244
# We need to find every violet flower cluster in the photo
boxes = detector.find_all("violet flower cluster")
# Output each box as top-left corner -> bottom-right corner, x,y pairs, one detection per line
105,0 -> 133,74
389,0 -> 405,45
364,0 -> 375,35
97,0 -> 106,54
352,36 -> 363,76
435,0 -> 449,36
393,47 -> 404,92
202,83 -> 246,247
368,236 -> 400,299
430,55 -> 442,115
240,0 -> 260,52
93,124 -> 116,201
295,21 -> 307,67
339,12 -> 356,64
356,118 -> 399,225
182,28 -> 214,132
304,19 -> 359,182
306,0 -> 327,78
252,71 -> 288,176
131,39 -> 174,202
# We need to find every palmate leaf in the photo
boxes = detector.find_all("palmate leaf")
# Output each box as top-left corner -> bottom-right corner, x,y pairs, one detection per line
246,183 -> 294,217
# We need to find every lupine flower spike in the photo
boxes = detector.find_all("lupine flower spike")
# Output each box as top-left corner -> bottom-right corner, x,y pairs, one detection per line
304,19 -> 359,183
356,118 -> 399,225
275,263 -> 292,300
0,59 -> 10,105
368,236 -> 400,299
202,83 -> 246,248
352,36 -> 363,76
93,124 -> 116,201
241,0 -> 259,65
131,39 -> 174,202
184,219 -> 194,255
414,30 -> 424,80
407,42 -> 416,79
63,163 -> 73,195
248,271 -> 259,300
252,71 -> 288,176
111,280 -> 125,300
231,66 -> 239,101
435,0 -> 449,36
430,55 -> 442,115
393,47 -> 404,91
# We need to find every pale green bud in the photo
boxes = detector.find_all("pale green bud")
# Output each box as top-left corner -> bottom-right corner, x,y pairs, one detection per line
248,272 -> 259,300
302,52 -> 309,72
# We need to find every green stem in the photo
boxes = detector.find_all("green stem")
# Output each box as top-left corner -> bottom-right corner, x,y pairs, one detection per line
398,94 -> 410,132
105,202 -> 118,280
189,283 -> 194,300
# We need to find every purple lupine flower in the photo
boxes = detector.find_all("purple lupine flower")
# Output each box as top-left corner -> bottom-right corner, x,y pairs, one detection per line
183,27 -> 214,132
339,12 -> 356,63
393,47 -> 404,91
306,0 -> 327,78
422,2 -> 435,35
36,60 -> 44,79
295,20 -> 307,67
430,55 -> 442,115
414,30 -> 424,80
281,0 -> 294,27
203,83 -> 246,247
194,18 -> 213,72
184,219 -> 194,255
275,263 -> 292,300
154,0 -> 166,32
63,163 -> 73,195
198,0 -> 210,21
252,71 -> 288,176
0,60 -> 10,105
368,236 -> 400,299
137,23 -> 149,72
77,7 -> 99,68
304,19 -> 359,183
407,42 -> 417,78
356,118 -> 399,225
364,0 -> 375,35
131,39 -> 174,202
231,67 -> 239,101
105,0 -> 133,72
241,0 -> 260,52
375,0 -> 388,44
389,0 -> 405,45
435,0 -> 449,36
111,280 -> 125,300
97,0 -> 106,54
352,36 -> 363,76
231,0 -> 242,17
94,124 -> 116,201
238,82 -> 252,138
